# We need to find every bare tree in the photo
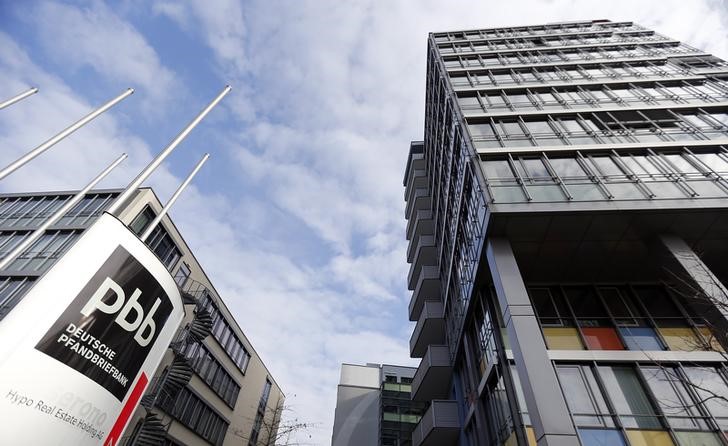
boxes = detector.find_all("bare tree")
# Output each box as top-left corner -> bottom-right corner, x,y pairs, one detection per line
233,395 -> 318,446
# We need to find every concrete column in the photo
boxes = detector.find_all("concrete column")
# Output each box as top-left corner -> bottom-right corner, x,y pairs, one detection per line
660,234 -> 728,349
486,238 -> 580,446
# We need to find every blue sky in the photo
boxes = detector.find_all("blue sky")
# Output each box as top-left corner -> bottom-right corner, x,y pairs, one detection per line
1,1 -> 727,444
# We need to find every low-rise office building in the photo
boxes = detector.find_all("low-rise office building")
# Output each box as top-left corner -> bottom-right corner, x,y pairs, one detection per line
0,187 -> 283,446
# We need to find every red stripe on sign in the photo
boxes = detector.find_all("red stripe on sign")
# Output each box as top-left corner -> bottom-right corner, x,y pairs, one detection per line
104,372 -> 149,446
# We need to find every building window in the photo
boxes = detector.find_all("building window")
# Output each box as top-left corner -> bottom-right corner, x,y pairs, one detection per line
259,379 -> 272,412
0,193 -> 115,229
199,293 -> 252,373
484,147 -> 728,204
528,284 -> 719,353
130,206 -> 182,271
0,230 -> 81,273
129,206 -> 156,235
683,367 -> 728,430
556,365 -> 616,429
558,364 -> 728,445
598,366 -> 661,429
174,263 -> 191,288
180,342 -> 241,408
248,412 -> 263,446
641,366 -> 711,431
0,277 -> 35,320
158,387 -> 228,446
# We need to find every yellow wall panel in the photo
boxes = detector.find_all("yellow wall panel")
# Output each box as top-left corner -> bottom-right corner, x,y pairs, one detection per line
542,327 -> 584,350
658,327 -> 701,351
626,430 -> 675,446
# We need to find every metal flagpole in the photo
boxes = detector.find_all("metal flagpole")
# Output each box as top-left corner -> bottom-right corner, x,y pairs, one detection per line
0,153 -> 128,271
107,85 -> 231,216
0,88 -> 134,181
140,153 -> 210,242
0,87 -> 39,110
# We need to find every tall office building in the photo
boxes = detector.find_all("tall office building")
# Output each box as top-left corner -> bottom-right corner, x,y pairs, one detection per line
0,188 -> 283,446
405,19 -> 728,446
332,363 -> 426,446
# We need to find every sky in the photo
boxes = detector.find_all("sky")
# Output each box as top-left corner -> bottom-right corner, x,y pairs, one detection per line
1,0 -> 728,444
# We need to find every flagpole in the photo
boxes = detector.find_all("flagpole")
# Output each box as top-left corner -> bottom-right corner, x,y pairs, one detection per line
0,87 -> 39,110
107,85 -> 230,216
0,88 -> 134,181
140,154 -> 210,242
0,154 -> 128,271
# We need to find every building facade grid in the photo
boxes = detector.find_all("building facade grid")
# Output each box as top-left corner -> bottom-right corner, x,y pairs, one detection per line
406,19 -> 728,446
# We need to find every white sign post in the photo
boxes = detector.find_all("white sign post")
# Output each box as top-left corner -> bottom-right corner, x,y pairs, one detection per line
0,213 -> 185,445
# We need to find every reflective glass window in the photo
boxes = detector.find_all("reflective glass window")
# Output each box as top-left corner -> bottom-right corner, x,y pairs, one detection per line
598,366 -> 661,429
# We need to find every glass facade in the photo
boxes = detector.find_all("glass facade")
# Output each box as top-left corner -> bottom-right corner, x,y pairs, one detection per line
381,375 -> 426,446
470,110 -> 728,150
483,147 -> 728,204
528,284 -> 718,353
249,379 -> 273,446
180,341 -> 241,408
406,18 -> 728,446
158,386 -> 229,446
198,293 -> 252,373
555,363 -> 728,446
0,192 -> 118,320
130,206 -> 183,270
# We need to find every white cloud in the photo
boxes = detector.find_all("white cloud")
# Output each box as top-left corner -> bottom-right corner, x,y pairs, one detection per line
31,1 -> 180,114
176,1 -> 728,443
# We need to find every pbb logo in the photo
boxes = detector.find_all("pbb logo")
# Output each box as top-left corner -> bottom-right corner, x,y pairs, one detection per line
80,277 -> 162,347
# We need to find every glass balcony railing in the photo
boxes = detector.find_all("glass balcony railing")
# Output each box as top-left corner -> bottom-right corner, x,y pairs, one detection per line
482,147 -> 728,205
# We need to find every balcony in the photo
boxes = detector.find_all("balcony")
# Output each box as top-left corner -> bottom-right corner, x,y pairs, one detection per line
406,209 -> 434,242
408,235 -> 437,289
404,148 -> 426,189
410,300 -> 446,358
411,345 -> 452,402
411,400 -> 460,446
406,168 -> 429,203
409,265 -> 441,320
406,187 -> 431,222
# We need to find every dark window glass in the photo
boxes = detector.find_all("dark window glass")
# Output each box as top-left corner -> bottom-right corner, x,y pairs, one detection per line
181,342 -> 240,408
158,387 -> 228,446
564,287 -> 607,327
130,206 -> 156,236
175,263 -> 191,287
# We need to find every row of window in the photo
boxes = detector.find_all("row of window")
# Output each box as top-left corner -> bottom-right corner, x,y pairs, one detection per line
382,410 -> 421,424
158,387 -> 229,446
0,230 -> 80,273
0,277 -> 34,320
248,379 -> 272,446
439,32 -> 667,55
529,285 -> 721,352
482,147 -> 728,204
180,341 -> 241,408
556,363 -> 728,446
198,293 -> 252,373
450,60 -> 694,89
0,193 -> 116,229
433,23 -> 643,43
458,80 -> 728,114
129,206 -> 183,271
443,44 -> 698,71
468,109 -> 728,150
